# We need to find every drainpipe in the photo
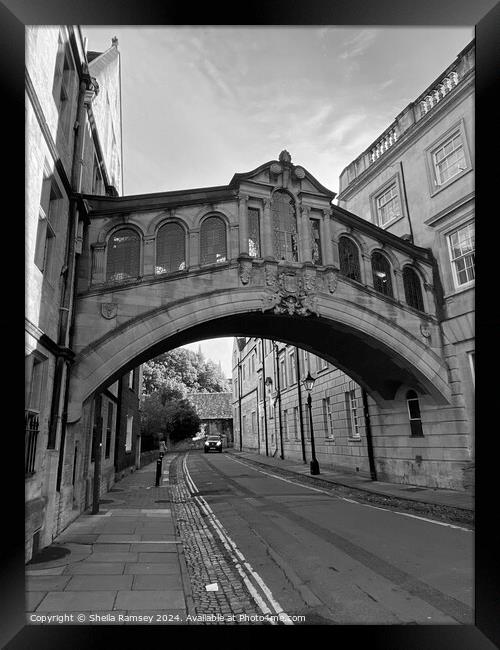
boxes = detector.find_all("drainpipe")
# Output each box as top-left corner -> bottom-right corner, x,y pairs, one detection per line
261,339 -> 269,456
295,347 -> 307,464
273,341 -> 284,460
91,392 -> 103,514
430,253 -> 452,383
256,364 -> 261,456
237,357 -> 243,451
398,161 -> 414,244
55,73 -> 98,492
361,388 -> 377,481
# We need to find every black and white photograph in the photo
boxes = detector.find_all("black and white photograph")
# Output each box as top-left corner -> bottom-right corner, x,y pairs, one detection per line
10,2 -> 496,645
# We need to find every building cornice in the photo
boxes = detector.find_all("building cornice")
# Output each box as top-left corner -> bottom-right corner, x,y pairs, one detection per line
80,186 -> 238,217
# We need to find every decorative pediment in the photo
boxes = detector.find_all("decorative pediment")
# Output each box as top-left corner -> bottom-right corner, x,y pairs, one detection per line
229,151 -> 337,200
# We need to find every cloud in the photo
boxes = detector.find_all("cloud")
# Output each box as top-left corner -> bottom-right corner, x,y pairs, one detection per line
339,29 -> 377,60
198,57 -> 235,102
323,113 -> 368,146
303,103 -> 336,132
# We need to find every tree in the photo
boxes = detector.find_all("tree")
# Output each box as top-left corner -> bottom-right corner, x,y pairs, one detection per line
140,390 -> 200,446
164,399 -> 201,443
142,348 -> 229,396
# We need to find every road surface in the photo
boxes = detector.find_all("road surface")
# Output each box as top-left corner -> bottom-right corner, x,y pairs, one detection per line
183,450 -> 473,625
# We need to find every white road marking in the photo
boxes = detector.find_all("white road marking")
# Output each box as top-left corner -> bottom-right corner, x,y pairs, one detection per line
391,510 -> 472,531
183,455 -> 292,625
227,455 -> 473,533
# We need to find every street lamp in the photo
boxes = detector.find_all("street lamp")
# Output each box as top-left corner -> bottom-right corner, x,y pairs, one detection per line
303,371 -> 320,475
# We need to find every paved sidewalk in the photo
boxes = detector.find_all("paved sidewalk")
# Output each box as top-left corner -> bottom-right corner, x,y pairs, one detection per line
228,449 -> 474,525
25,457 -> 189,625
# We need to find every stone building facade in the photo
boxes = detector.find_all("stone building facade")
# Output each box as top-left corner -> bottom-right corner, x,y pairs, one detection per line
232,337 -> 372,475
25,27 -> 139,561
337,40 -> 475,490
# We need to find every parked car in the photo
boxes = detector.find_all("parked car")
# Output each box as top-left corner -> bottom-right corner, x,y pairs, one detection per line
204,435 -> 223,453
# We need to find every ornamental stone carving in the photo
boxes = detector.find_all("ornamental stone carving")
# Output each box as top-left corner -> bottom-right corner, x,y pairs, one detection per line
261,264 -> 319,317
101,303 -> 118,319
238,255 -> 253,285
324,267 -> 338,294
420,323 -> 431,338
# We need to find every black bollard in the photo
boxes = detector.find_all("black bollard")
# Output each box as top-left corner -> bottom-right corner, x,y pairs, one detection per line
155,457 -> 163,487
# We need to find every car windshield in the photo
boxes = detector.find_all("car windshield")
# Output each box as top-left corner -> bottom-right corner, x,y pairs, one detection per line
207,437 -> 220,441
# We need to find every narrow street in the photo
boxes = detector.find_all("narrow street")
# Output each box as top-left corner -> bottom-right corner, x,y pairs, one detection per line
182,449 -> 473,625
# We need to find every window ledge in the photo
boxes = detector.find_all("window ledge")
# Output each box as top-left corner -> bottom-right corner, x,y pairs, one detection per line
348,437 -> 362,442
444,282 -> 475,299
429,167 -> 472,198
378,214 -> 405,230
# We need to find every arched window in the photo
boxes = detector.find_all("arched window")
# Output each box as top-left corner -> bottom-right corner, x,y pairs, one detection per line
406,390 -> 424,437
156,222 -> 186,274
106,228 -> 140,282
271,191 -> 298,261
403,266 -> 425,311
371,251 -> 393,297
339,236 -> 361,282
200,216 -> 227,265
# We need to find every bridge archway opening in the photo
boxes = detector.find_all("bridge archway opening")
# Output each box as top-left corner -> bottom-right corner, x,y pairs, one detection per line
79,310 -> 448,415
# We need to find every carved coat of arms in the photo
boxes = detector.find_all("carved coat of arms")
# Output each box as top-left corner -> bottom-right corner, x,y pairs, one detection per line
262,266 -> 319,317
101,303 -> 118,319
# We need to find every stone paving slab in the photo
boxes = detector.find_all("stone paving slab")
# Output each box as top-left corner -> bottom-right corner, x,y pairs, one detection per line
92,543 -> 132,552
87,552 -> 139,563
26,565 -> 67,576
141,509 -> 171,514
132,574 -> 184,590
26,592 -> 47,610
96,534 -> 142,543
93,524 -> 138,531
26,576 -> 71,591
56,534 -> 100,544
36,591 -> 117,611
65,575 -> 134,591
63,562 -> 125,575
114,590 -> 186,610
124,563 -> 182,575
139,533 -> 178,541
137,552 -> 180,564
130,543 -> 178,553
134,523 -> 175,531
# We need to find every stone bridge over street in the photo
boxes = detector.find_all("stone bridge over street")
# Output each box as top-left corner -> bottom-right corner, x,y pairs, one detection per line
69,151 -> 453,424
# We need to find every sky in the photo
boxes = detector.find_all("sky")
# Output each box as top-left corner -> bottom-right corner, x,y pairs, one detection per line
82,25 -> 473,377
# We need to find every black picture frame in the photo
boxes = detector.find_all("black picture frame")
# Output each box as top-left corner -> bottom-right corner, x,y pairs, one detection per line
7,0 -> 499,647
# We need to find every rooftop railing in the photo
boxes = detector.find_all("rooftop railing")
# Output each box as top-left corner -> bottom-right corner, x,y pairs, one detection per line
339,41 -> 474,195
